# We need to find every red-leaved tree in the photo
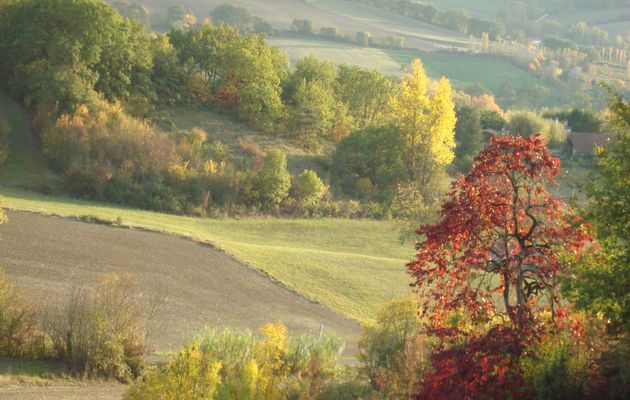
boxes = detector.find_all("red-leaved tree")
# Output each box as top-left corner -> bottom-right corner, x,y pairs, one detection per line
409,135 -> 593,399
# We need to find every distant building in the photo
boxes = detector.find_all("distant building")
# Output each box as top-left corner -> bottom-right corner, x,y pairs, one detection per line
568,132 -> 616,155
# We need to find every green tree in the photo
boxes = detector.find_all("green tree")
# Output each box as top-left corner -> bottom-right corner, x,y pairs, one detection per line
565,85 -> 630,334
331,125 -> 407,200
166,6 -> 196,30
454,106 -> 483,172
170,24 -> 285,128
210,3 -> 254,32
291,19 -> 313,35
292,170 -> 326,205
336,65 -> 395,128
289,80 -> 336,148
0,0 -> 153,112
284,56 -> 337,103
251,150 -> 291,209
507,110 -> 547,137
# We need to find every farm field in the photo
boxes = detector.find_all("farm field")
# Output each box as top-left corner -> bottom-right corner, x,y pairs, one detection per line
269,37 -> 403,76
0,188 -> 414,323
387,49 -> 551,92
270,36 -> 551,93
129,0 -> 469,51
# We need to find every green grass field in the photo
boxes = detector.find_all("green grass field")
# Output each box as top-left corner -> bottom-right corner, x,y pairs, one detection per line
270,37 -> 550,93
0,187 -> 414,321
387,50 -> 550,92
0,93 -> 61,191
269,37 -> 403,76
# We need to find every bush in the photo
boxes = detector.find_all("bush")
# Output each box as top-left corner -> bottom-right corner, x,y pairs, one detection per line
0,268 -> 37,358
126,322 -> 344,400
357,299 -> 425,398
250,150 -> 291,209
125,341 -> 221,400
292,169 -> 327,205
43,102 -> 178,206
44,273 -> 149,381
0,119 -> 9,167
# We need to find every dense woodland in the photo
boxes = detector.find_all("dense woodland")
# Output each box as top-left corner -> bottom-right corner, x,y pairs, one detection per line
0,0 -> 628,399
0,0 -> 594,218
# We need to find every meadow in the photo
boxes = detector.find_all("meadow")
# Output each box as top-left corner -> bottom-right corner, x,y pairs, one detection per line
270,36 -> 551,93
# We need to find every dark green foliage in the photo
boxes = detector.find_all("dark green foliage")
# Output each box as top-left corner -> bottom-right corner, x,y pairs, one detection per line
543,35 -> 577,50
169,24 -> 286,129
454,106 -> 484,172
543,108 -> 603,132
331,125 -> 407,201
336,65 -> 395,128
0,0 -> 153,113
565,86 -> 630,334
480,110 -> 506,131
291,19 -> 313,35
210,3 -> 254,32
250,150 -> 291,209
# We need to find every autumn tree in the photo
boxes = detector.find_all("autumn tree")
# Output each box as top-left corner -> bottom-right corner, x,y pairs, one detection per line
388,59 -> 456,189
409,134 -> 592,399
409,134 -> 592,331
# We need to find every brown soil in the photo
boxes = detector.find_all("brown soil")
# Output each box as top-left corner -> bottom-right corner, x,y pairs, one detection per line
0,385 -> 125,400
0,211 -> 359,352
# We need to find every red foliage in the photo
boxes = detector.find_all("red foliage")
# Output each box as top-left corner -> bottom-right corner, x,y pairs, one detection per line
416,326 -> 532,400
408,134 -> 592,331
215,71 -> 241,108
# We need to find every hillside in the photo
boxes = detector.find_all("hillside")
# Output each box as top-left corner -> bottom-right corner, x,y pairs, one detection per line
124,0 -> 470,50
0,210 -> 359,351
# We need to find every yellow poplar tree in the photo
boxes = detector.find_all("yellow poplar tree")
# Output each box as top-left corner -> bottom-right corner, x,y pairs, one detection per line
389,59 -> 456,187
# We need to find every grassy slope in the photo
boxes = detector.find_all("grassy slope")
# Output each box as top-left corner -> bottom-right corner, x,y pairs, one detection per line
0,93 -> 61,190
387,49 -> 550,92
152,105 -> 331,175
270,36 -> 550,93
0,94 -> 412,322
268,37 -> 403,76
0,188 -> 413,321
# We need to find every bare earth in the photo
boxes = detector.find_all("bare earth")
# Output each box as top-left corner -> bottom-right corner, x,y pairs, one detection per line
0,385 -> 125,400
0,210 -> 359,399
0,211 -> 359,350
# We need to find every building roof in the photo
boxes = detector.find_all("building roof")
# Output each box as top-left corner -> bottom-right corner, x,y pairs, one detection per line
569,132 -> 616,153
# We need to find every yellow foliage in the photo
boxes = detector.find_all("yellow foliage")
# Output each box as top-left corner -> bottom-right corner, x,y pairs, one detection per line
388,59 -> 456,186
126,341 -> 221,400
254,322 -> 289,400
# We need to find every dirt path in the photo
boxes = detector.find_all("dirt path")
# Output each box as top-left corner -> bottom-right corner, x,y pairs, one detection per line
0,385 -> 125,400
0,211 -> 359,352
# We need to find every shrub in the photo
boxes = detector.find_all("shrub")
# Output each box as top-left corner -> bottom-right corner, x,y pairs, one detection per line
358,299 -> 425,398
292,169 -> 327,205
0,268 -> 37,358
43,102 -> 178,206
250,150 -> 291,209
125,341 -> 222,400
126,323 -> 344,400
44,273 -> 149,381
0,119 -> 9,167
